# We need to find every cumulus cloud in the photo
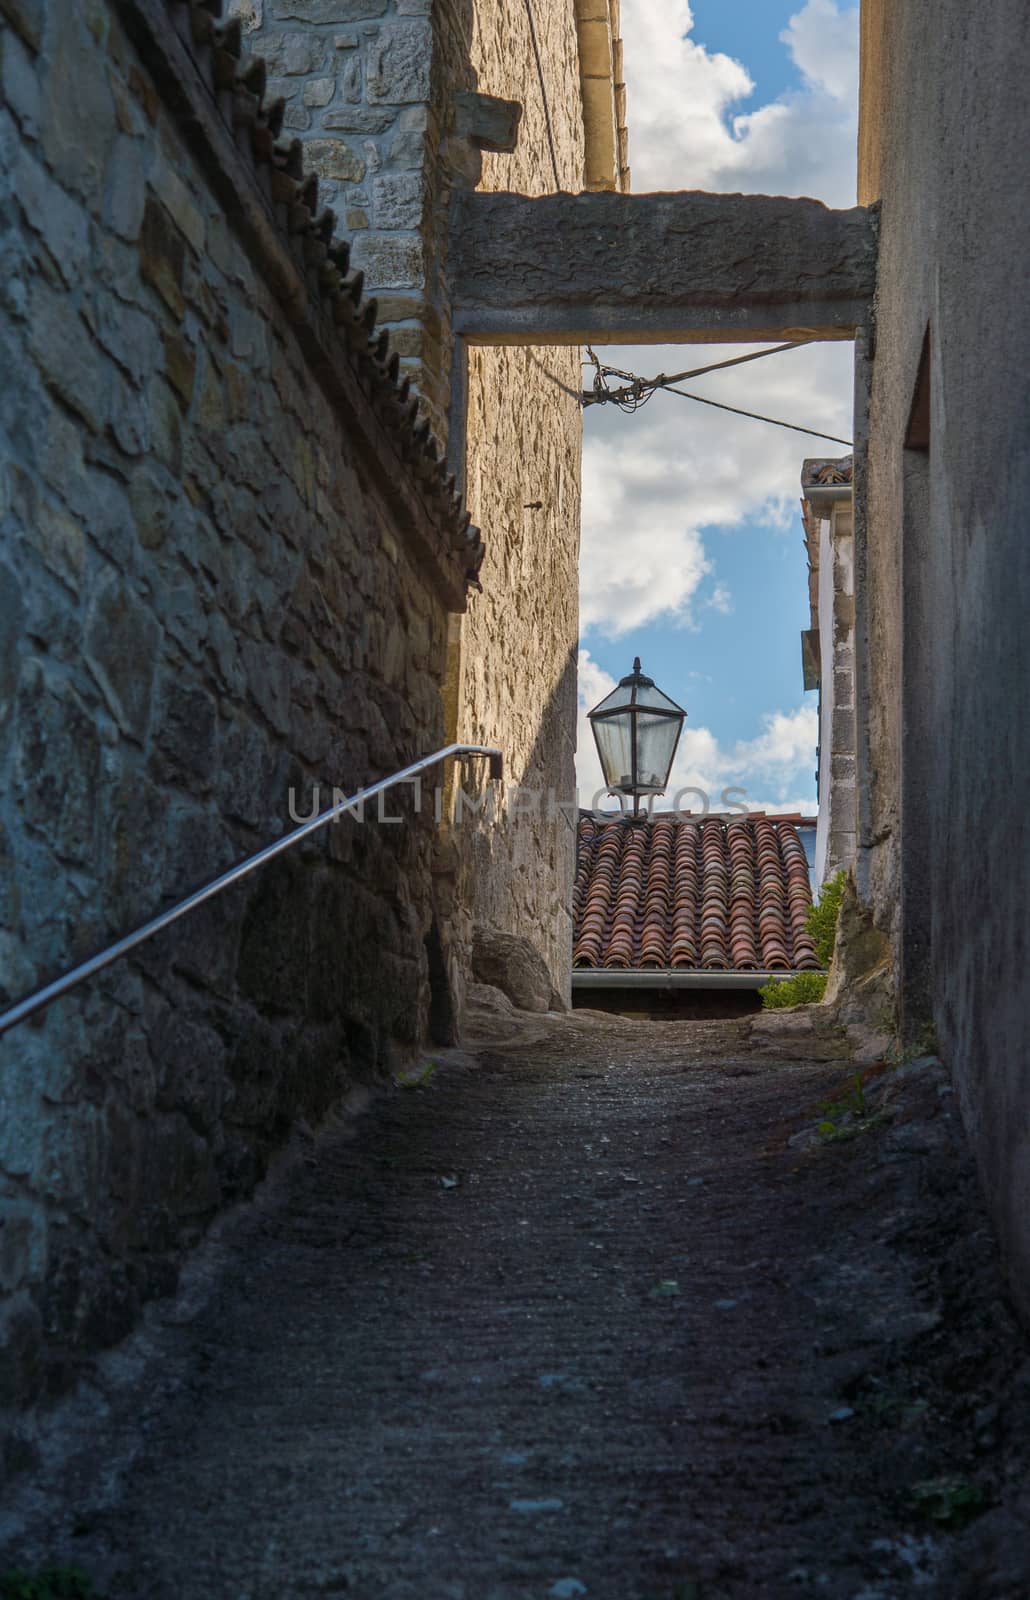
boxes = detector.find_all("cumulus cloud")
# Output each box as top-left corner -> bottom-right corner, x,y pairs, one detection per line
579,3 -> 860,636
580,338 -> 853,635
622,0 -> 859,204
576,651 -> 818,814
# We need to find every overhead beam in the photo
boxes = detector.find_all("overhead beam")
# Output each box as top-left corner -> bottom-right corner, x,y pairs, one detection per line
450,190 -> 877,345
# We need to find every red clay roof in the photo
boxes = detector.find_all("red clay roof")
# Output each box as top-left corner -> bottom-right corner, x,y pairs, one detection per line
573,813 -> 821,972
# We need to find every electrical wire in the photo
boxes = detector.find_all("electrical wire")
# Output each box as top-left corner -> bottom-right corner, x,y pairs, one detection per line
582,343 -> 853,446
523,0 -> 563,192
661,386 -> 853,446
582,341 -> 808,408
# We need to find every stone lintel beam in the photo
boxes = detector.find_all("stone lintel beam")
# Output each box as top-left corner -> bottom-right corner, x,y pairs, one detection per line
450,190 -> 877,345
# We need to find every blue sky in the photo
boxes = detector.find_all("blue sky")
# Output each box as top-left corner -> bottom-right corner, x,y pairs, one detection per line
576,0 -> 859,815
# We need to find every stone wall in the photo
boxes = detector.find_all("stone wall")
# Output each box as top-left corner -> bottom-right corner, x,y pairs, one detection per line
0,0 -> 465,1423
231,0 -> 450,430
228,0 -> 613,1009
857,0 -> 1030,1313
449,0 -> 586,1009
800,473 -> 856,884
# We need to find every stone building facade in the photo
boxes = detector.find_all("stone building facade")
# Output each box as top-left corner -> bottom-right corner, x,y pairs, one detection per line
799,457 -> 855,885
233,0 -> 628,1011
0,0 -> 624,1428
854,0 -> 1030,1314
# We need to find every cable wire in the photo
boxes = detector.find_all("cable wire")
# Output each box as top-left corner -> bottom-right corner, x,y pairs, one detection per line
582,341 -> 808,408
581,343 -> 853,446
662,385 -> 853,446
523,0 -> 563,192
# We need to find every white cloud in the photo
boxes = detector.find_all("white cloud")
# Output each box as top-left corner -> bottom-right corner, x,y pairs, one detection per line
580,338 -> 853,635
576,652 -> 818,814
574,0 -> 857,813
622,0 -> 859,204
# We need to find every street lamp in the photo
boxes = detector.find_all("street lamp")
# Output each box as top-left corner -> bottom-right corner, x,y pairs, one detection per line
587,658 -> 687,814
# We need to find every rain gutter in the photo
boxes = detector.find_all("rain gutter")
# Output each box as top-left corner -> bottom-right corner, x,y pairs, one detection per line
571,969 -> 826,992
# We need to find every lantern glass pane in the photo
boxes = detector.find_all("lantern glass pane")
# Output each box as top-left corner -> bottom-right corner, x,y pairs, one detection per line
591,710 -> 635,790
588,683 -> 630,718
632,681 -> 684,715
634,711 -> 682,789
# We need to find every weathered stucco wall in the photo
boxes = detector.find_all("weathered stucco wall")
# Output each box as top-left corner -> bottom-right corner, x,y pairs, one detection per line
0,0 -> 459,1418
452,0 -> 585,1007
859,0 -> 1030,1311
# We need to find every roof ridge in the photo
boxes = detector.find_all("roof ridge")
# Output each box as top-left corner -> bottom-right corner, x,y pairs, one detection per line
161,0 -> 484,589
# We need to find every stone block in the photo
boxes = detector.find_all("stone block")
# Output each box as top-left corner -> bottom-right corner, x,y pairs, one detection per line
40,17 -> 117,202
303,137 -> 365,183
149,376 -> 183,475
89,291 -> 161,390
303,76 -> 336,108
0,1292 -> 42,1407
152,1111 -> 221,1220
251,29 -> 327,75
832,706 -> 856,753
0,562 -> 25,724
103,135 -> 147,242
322,106 -> 395,134
454,91 -> 522,154
471,925 -> 552,1012
84,571 -> 160,741
372,171 -> 423,230
0,0 -> 44,50
34,498 -> 86,591
226,0 -> 262,29
373,293 -> 423,322
140,195 -> 186,319
366,22 -> 432,105
152,1009 -> 228,1131
351,230 -> 423,289
162,327 -> 198,408
154,676 -> 219,791
271,0 -> 387,21
0,1195 -> 47,1294
237,855 -> 312,1012
27,280 -> 108,435
14,148 -> 91,286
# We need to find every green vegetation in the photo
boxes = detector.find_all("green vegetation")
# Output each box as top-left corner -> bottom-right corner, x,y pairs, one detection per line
0,1571 -> 96,1600
759,870 -> 847,1009
759,970 -> 828,1008
811,1070 -> 893,1143
396,1059 -> 437,1090
807,868 -> 847,966
910,1474 -> 986,1527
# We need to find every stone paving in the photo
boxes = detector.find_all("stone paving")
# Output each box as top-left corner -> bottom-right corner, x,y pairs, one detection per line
3,1009 -> 1030,1598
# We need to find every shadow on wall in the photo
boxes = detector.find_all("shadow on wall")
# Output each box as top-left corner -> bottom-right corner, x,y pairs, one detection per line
435,642 -> 580,1033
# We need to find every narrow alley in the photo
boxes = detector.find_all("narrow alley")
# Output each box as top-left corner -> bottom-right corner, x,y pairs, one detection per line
4,1012 -> 1029,1600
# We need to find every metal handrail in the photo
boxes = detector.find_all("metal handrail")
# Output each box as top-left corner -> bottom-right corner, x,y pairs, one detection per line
0,743 -> 503,1040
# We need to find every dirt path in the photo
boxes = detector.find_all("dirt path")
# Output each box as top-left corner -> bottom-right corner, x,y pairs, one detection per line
3,1011 -> 1030,1598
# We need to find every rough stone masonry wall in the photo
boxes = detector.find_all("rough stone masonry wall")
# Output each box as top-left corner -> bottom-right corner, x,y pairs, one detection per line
858,0 -> 1030,1313
235,0 -> 591,1008
232,0 -> 451,437
0,0 -> 453,1424
451,0 -> 585,1009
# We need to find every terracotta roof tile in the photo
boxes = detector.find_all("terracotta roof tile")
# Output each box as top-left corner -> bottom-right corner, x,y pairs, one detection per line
573,814 -> 822,972
801,454 -> 853,488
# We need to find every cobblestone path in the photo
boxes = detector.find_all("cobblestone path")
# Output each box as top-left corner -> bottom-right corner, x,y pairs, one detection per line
4,1011 -> 1030,1598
